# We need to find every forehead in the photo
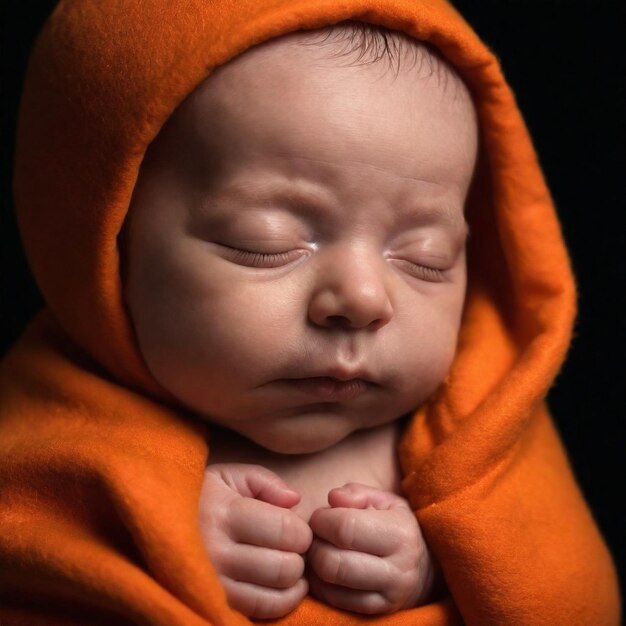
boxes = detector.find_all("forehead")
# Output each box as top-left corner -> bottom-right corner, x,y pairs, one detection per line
157,30 -> 477,201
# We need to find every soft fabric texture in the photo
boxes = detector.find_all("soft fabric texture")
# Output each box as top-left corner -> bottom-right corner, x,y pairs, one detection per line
0,0 -> 620,624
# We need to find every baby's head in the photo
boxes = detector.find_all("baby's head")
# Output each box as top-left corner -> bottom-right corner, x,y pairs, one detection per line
121,23 -> 478,454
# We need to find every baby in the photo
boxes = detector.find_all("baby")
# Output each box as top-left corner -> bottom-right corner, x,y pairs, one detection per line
121,23 -> 477,619
3,1 -> 620,622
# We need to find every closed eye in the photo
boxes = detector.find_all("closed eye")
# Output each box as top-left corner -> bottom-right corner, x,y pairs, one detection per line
218,244 -> 307,268
388,258 -> 447,282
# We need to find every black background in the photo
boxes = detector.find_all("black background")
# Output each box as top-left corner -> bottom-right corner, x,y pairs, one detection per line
2,0 -> 624,598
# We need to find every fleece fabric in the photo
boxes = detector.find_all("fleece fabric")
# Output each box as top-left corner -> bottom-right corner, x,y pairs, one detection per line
0,0 -> 620,624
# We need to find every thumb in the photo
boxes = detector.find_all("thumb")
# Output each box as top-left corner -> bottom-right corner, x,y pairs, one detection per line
212,463 -> 301,509
327,482 -> 410,511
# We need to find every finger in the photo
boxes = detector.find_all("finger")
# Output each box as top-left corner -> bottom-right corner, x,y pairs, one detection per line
209,463 -> 301,508
328,483 -> 411,512
220,576 -> 308,619
310,506 -> 418,556
212,542 -> 305,589
308,570 -> 390,615
229,496 -> 312,553
308,538 -> 389,591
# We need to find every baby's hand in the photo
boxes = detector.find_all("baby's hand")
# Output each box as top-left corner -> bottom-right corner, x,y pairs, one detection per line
307,483 -> 435,615
199,463 -> 312,619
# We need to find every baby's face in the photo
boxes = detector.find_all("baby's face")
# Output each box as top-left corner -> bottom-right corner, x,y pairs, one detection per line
122,33 -> 477,454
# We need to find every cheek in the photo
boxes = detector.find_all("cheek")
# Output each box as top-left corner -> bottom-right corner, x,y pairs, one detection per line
185,285 -> 299,363
393,285 -> 465,399
130,253 -> 306,385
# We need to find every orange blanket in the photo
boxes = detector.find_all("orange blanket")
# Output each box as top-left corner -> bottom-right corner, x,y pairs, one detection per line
0,0 -> 620,624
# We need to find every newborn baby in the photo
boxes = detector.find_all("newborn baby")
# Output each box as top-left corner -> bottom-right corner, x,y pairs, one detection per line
122,23 -> 477,619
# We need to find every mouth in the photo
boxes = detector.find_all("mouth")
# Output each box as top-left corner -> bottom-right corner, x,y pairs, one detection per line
274,376 -> 372,402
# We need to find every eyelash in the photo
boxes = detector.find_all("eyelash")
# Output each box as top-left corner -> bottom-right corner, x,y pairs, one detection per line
221,245 -> 447,280
390,259 -> 447,282
224,247 -> 302,268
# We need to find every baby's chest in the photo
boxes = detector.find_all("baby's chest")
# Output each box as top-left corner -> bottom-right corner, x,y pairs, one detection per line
209,422 -> 403,522
271,449 -> 401,522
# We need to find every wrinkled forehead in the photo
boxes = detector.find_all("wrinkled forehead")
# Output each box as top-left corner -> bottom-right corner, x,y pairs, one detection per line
143,26 -> 478,199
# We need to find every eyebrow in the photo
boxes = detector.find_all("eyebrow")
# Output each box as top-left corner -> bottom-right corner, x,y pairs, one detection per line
204,179 -> 468,236
208,179 -> 337,216
398,202 -> 469,238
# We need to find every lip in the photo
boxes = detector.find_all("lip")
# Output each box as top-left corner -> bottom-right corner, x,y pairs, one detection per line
275,376 -> 371,402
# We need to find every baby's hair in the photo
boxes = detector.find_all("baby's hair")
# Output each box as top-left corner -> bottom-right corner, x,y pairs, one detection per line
297,20 -> 458,90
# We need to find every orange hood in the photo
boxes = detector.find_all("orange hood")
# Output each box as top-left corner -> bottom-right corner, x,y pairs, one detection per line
1,0 -> 619,624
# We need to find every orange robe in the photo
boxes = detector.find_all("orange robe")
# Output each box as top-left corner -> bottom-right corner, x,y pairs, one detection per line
1,0 -> 620,624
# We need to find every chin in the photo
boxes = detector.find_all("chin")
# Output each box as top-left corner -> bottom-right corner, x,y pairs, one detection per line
250,427 -> 349,455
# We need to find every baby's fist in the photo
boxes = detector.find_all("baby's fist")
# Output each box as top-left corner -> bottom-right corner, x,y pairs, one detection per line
307,483 -> 435,614
199,463 -> 312,619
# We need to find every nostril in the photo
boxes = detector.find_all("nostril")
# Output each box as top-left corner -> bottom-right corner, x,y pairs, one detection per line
326,315 -> 352,328
366,317 -> 387,331
325,314 -> 387,330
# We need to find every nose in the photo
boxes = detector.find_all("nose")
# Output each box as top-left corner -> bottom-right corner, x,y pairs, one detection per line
307,248 -> 393,331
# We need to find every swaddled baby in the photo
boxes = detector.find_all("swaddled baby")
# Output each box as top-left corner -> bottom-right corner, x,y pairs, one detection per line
121,23 -> 477,619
